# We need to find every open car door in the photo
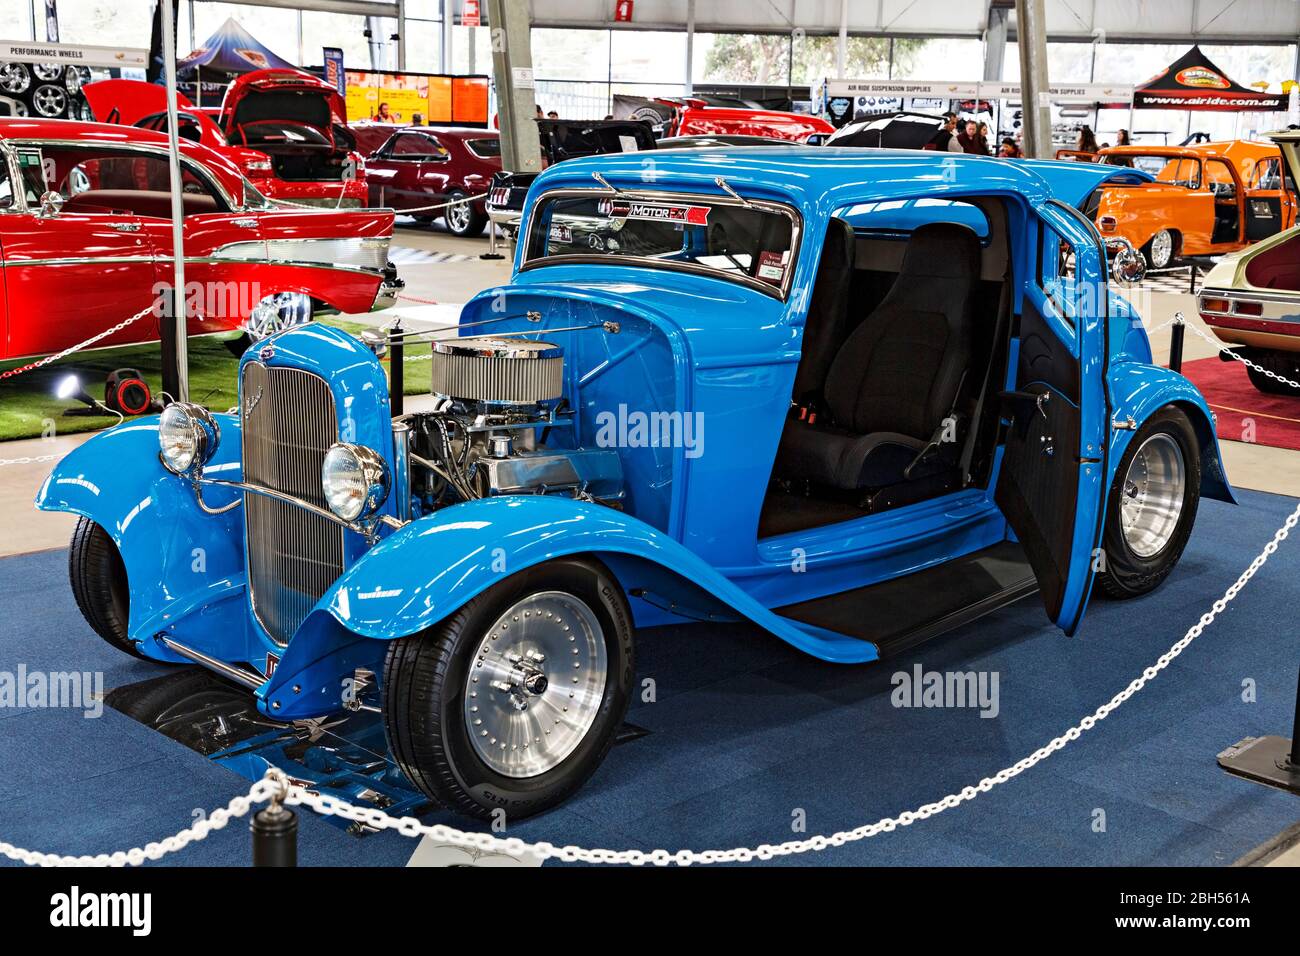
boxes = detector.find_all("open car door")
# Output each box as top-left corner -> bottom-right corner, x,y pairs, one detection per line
995,199 -> 1111,635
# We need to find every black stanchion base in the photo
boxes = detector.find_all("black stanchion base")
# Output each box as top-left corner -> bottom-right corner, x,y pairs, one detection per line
479,252 -> 506,260
1218,736 -> 1300,795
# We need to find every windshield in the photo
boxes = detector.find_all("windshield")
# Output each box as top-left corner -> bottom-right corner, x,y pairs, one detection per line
523,191 -> 799,297
1105,153 -> 1201,188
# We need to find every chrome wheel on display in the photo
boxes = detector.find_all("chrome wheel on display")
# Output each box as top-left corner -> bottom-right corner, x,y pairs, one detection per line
32,84 -> 68,117
32,64 -> 63,82
0,63 -> 31,94
64,67 -> 87,93
465,591 -> 609,778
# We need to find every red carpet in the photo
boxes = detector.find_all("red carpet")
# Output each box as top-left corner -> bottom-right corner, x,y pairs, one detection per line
1180,357 -> 1300,451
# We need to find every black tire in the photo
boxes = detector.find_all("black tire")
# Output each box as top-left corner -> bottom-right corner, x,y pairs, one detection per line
1244,351 -> 1300,397
69,517 -> 150,659
383,557 -> 635,820
1097,406 -> 1201,599
443,190 -> 487,237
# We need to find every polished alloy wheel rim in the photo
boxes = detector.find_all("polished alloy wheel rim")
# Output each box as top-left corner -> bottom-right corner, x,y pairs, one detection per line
446,200 -> 470,232
465,591 -> 608,778
1119,433 -> 1185,558
0,64 -> 29,94
1150,230 -> 1173,269
33,85 -> 66,117
32,64 -> 62,81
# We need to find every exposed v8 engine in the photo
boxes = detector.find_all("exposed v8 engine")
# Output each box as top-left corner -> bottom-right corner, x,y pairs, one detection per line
406,335 -> 623,509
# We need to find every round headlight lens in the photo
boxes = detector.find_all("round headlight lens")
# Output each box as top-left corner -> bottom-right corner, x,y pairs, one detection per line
158,402 -> 219,475
322,443 -> 390,522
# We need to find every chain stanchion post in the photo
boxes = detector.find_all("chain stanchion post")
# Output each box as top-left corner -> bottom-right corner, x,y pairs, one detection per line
481,220 -> 506,261
389,317 -> 404,416
1187,261 -> 1198,295
251,775 -> 298,867
1217,662 -> 1300,795
1168,312 -> 1186,374
159,287 -> 181,404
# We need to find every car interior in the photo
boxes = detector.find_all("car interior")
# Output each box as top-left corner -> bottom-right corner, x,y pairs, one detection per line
1206,158 -> 1243,244
15,146 -> 228,218
760,197 -> 1013,539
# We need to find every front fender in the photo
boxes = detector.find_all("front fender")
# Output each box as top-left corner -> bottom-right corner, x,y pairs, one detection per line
302,495 -> 879,664
34,414 -> 249,646
1108,361 -> 1235,503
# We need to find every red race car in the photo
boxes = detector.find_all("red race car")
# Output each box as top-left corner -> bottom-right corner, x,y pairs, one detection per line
362,126 -> 501,236
660,97 -> 834,143
0,118 -> 396,360
83,76 -> 367,208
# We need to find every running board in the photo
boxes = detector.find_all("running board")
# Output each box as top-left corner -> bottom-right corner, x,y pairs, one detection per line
774,542 -> 1038,658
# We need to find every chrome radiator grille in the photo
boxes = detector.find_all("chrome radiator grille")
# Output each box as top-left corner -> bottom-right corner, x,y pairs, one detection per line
241,362 -> 344,646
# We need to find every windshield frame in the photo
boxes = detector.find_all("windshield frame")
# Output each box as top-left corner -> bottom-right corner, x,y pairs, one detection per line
519,186 -> 803,301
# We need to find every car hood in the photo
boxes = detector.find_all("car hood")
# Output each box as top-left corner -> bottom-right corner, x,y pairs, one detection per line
1017,159 -> 1153,209
82,78 -> 228,149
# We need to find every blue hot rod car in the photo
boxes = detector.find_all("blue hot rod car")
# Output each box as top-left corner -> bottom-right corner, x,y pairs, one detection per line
38,148 -> 1233,819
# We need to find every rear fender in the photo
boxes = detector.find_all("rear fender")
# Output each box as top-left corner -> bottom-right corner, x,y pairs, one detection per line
34,416 -> 250,644
298,495 -> 880,664
1107,362 -> 1235,503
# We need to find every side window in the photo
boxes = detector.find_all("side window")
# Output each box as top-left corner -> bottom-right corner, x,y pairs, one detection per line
0,159 -> 14,210
1037,219 -> 1077,324
389,133 -> 447,159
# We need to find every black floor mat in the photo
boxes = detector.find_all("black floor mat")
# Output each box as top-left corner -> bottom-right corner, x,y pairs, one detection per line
776,541 -> 1037,656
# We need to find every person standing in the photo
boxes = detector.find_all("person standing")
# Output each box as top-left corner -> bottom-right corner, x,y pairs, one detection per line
930,112 -> 963,153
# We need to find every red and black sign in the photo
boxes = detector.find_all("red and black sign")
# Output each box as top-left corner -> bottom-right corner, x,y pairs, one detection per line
1133,45 -> 1285,112
600,199 -> 710,225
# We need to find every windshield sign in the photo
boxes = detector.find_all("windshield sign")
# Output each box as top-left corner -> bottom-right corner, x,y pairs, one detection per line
524,192 -> 798,296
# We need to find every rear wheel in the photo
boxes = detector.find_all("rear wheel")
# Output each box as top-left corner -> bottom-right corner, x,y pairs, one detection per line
1097,406 -> 1200,598
1244,351 -> 1300,396
382,557 -> 634,820
69,517 -> 152,659
1143,229 -> 1176,270
444,190 -> 487,237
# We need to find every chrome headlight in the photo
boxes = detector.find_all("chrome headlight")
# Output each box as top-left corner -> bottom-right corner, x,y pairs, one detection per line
321,443 -> 390,522
158,402 -> 220,476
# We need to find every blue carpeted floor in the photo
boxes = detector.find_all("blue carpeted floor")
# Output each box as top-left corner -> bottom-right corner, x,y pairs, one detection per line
1,489 -> 1298,866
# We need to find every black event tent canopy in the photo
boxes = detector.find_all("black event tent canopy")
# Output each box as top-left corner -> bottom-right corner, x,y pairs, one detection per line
1133,45 -> 1285,112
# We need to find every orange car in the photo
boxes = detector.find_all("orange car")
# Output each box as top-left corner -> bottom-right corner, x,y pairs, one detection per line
1093,141 -> 1296,269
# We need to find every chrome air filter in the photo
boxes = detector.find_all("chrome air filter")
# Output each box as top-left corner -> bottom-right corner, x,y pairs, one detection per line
430,336 -> 564,405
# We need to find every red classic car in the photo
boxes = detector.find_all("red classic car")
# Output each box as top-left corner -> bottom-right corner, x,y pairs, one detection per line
363,126 -> 501,235
0,119 -> 396,361
83,77 -> 367,209
660,97 -> 834,143
214,69 -> 367,208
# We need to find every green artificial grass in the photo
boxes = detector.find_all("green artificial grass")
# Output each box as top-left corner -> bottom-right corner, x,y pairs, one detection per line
0,319 -> 434,443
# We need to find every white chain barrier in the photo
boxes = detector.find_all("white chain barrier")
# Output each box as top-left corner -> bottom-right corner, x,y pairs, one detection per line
0,304 -> 155,383
1173,312 -> 1300,391
2,497 -> 1296,867
272,191 -> 491,217
0,454 -> 62,468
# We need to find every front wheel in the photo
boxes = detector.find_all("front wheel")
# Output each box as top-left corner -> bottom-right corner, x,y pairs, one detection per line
382,557 -> 634,820
69,517 -> 153,660
1097,406 -> 1201,599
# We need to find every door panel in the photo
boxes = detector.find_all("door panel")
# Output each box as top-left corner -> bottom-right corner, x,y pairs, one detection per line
995,202 -> 1110,634
137,212 -> 262,336
1,212 -> 159,359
